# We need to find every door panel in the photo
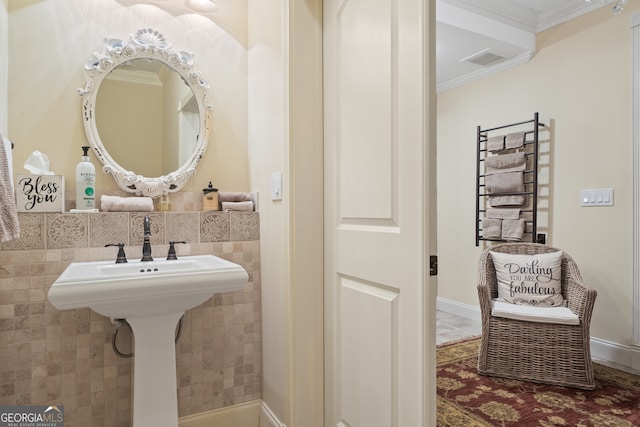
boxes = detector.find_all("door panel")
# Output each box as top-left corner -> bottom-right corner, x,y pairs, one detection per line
338,0 -> 393,220
340,278 -> 398,426
324,0 -> 436,425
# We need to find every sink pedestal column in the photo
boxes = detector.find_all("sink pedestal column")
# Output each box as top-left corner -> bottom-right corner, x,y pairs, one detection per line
127,312 -> 183,427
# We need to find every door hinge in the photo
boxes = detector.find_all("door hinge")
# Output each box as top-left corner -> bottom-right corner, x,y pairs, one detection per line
429,255 -> 438,276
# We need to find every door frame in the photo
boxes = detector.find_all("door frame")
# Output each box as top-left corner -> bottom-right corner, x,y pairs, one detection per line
288,0 -> 325,425
284,0 -> 437,424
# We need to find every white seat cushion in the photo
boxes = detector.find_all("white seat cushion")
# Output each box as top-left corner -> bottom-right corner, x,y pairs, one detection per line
492,299 -> 580,325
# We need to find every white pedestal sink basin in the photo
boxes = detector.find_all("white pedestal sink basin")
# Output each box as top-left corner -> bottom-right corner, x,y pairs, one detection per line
48,255 -> 248,427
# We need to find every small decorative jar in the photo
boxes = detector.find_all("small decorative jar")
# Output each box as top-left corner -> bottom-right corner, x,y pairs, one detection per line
202,182 -> 219,211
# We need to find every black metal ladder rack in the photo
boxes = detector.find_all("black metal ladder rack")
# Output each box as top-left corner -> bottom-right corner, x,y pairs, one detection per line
475,112 -> 545,246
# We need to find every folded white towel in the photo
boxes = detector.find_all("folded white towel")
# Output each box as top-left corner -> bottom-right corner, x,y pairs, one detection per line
485,152 -> 526,175
219,192 -> 253,203
486,135 -> 504,153
0,133 -> 20,242
486,208 -> 520,220
101,195 -> 154,212
222,201 -> 254,211
505,131 -> 526,149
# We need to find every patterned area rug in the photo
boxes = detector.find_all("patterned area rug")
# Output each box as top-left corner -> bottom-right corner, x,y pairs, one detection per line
437,337 -> 640,426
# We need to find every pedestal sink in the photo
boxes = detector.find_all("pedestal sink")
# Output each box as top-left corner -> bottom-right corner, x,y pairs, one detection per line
47,255 -> 248,427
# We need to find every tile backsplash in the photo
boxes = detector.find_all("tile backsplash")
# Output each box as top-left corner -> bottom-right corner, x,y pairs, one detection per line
0,211 -> 261,426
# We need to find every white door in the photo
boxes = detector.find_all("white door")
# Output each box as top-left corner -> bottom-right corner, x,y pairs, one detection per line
324,0 -> 437,425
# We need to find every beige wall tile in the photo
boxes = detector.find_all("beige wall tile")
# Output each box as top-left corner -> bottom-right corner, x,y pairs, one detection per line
0,211 -> 261,424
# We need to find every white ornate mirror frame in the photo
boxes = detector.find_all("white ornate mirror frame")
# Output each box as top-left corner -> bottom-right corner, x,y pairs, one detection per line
78,28 -> 213,197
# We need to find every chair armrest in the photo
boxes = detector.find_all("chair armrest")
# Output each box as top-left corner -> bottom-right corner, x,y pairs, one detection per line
563,255 -> 597,324
477,250 -> 497,322
566,278 -> 597,323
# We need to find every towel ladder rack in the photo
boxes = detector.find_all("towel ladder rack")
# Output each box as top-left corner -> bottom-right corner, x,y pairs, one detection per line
475,112 -> 546,246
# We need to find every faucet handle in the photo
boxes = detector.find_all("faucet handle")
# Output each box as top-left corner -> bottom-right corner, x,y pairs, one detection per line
167,241 -> 186,260
143,215 -> 151,236
105,243 -> 128,263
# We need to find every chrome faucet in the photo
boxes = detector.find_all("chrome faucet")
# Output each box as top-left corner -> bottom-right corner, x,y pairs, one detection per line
141,215 -> 153,261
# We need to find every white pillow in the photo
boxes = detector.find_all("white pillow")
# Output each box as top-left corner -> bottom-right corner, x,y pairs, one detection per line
490,250 -> 564,307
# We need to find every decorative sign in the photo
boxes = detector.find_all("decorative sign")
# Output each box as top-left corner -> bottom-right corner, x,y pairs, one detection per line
16,174 -> 65,212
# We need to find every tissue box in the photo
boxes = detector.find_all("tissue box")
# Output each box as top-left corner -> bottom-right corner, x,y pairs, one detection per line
15,174 -> 65,212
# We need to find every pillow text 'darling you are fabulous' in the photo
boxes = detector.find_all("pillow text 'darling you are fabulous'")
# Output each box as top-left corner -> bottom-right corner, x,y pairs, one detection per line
490,251 -> 564,307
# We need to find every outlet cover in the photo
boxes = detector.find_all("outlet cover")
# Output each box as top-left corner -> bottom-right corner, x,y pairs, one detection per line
580,188 -> 613,206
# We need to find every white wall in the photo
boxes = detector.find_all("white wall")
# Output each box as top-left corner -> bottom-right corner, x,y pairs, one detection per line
247,0 -> 290,423
8,0 -> 249,195
437,4 -> 637,346
248,1 -> 324,425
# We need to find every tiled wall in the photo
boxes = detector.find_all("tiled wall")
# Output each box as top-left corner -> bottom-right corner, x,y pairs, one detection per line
0,210 -> 261,427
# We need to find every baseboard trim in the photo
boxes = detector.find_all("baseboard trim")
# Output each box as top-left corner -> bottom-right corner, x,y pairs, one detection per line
259,400 -> 284,427
590,337 -> 638,369
437,296 -> 637,371
176,399 -> 285,427
179,400 -> 261,427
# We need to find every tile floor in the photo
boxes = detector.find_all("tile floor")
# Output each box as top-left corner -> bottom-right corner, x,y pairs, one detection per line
436,310 -> 481,346
436,310 -> 640,376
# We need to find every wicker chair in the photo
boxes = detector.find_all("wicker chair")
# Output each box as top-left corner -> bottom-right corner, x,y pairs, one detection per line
477,242 -> 597,390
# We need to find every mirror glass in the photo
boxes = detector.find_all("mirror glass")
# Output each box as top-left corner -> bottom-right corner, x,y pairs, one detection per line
79,28 -> 212,197
95,59 -> 199,177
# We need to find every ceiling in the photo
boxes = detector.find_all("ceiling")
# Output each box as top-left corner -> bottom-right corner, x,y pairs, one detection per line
436,0 -> 618,92
108,0 -> 620,94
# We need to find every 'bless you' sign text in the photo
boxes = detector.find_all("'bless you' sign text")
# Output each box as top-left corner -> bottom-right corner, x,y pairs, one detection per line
16,174 -> 65,212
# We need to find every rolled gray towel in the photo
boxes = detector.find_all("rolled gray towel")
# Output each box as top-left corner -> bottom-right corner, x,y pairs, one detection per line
218,192 -> 252,202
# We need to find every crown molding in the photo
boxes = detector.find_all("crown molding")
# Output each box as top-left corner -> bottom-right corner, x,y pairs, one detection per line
537,0 -> 617,32
436,50 -> 534,94
438,0 -> 616,34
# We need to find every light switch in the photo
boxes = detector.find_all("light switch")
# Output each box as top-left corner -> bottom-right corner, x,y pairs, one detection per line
271,171 -> 283,201
580,188 -> 613,206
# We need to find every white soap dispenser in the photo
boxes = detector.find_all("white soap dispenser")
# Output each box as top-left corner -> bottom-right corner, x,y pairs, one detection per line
76,146 -> 96,210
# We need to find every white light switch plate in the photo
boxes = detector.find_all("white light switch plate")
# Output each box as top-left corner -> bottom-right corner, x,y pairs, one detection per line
580,188 -> 613,206
271,171 -> 283,201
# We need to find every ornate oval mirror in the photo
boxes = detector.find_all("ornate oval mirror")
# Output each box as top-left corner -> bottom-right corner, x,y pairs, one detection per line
78,28 -> 212,197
